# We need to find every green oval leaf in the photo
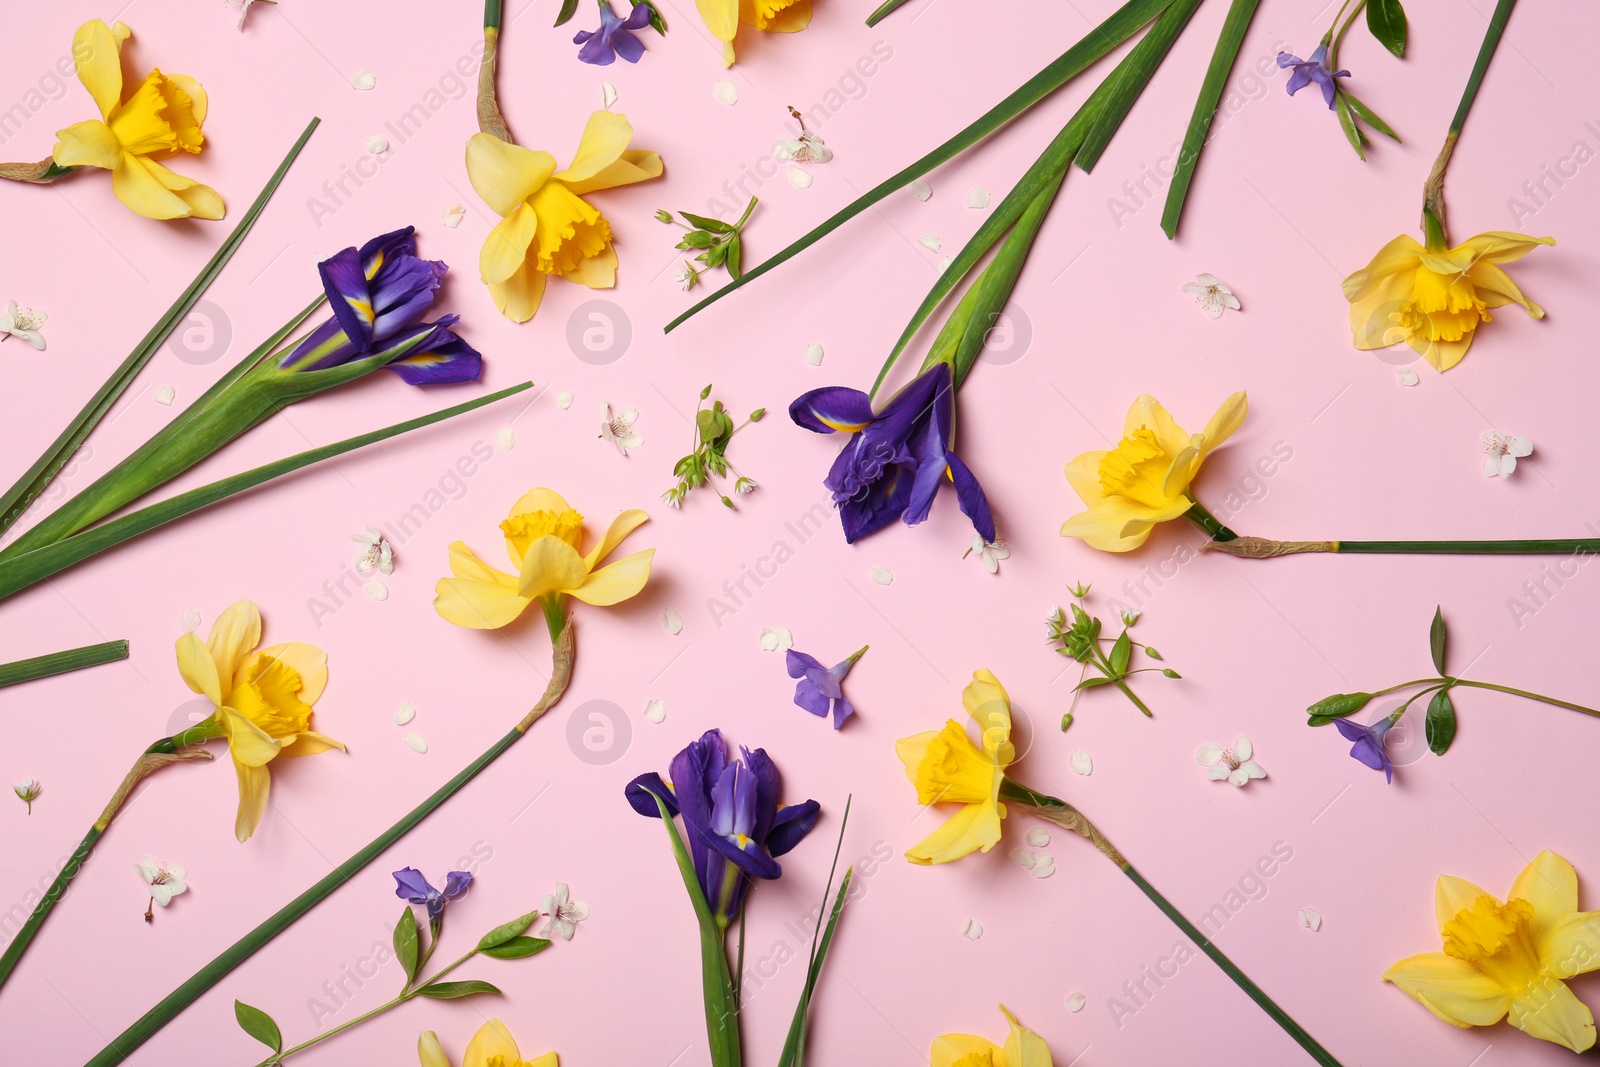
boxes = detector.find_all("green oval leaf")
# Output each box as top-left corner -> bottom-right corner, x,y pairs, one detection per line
1429,606 -> 1448,676
417,979 -> 503,1000
393,906 -> 420,987
1367,0 -> 1407,58
1073,676 -> 1114,691
234,1000 -> 282,1053
1306,692 -> 1373,720
482,935 -> 552,960
477,910 -> 539,951
1109,632 -> 1132,674
1426,689 -> 1457,755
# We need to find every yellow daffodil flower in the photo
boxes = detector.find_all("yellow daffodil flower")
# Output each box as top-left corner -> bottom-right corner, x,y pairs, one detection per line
434,488 -> 653,630
698,0 -> 812,66
174,600 -> 342,843
931,1004 -> 1053,1067
1344,231 -> 1554,371
1385,850 -> 1600,1052
895,670 -> 1016,865
1060,392 -> 1247,553
465,111 -> 661,323
50,19 -> 223,220
417,1020 -> 558,1067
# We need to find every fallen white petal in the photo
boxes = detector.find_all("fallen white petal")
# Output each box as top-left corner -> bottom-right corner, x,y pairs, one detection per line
364,579 -> 389,601
442,203 -> 466,228
1025,827 -> 1050,847
403,732 -> 428,753
759,626 -> 794,652
869,567 -> 894,586
1065,993 -> 1086,1013
713,80 -> 738,106
601,81 -> 617,108
394,702 -> 416,726
350,70 -> 376,90
496,427 -> 516,451
963,918 -> 983,941
918,234 -> 941,252
804,343 -> 824,366
908,178 -> 932,202
1300,907 -> 1323,932
1396,367 -> 1419,386
365,134 -> 390,154
966,186 -> 990,208
1070,749 -> 1093,776
662,609 -> 683,635
178,610 -> 201,633
557,390 -> 574,409
1030,855 -> 1056,879
937,256 -> 953,273
155,386 -> 176,406
644,698 -> 666,724
787,166 -> 813,189
1010,848 -> 1037,869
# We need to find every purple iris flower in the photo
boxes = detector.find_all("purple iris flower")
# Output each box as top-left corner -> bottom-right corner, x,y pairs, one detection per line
1277,44 -> 1350,109
786,645 -> 867,729
1334,717 -> 1395,783
790,362 -> 995,544
625,729 -> 820,923
574,1 -> 653,66
392,867 -> 473,922
280,226 -> 482,386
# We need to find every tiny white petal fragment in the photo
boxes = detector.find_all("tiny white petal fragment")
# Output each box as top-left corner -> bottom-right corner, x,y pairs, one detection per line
364,579 -> 389,601
662,608 -> 684,635
786,166 -> 813,189
804,343 -> 824,366
1070,749 -> 1093,776
403,732 -> 428,753
365,134 -> 390,154
1300,907 -> 1323,932
1065,993 -> 1086,1014
644,698 -> 666,724
1025,827 -> 1051,848
869,567 -> 894,586
918,234 -> 941,252
963,918 -> 983,941
937,256 -> 953,273
1396,367 -> 1419,386
442,203 -> 466,228
908,178 -> 932,202
713,80 -> 738,106
496,427 -> 516,451
966,186 -> 990,208
1031,855 -> 1056,879
601,81 -> 617,108
1010,848 -> 1037,869
155,386 -> 175,406
178,610 -> 201,633
394,702 -> 417,725
759,626 -> 794,652
350,71 -> 376,90
557,390 -> 575,409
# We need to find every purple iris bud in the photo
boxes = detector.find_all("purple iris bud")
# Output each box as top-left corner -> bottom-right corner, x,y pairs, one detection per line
281,226 -> 482,386
392,866 -> 473,921
573,0 -> 653,66
1334,717 -> 1395,783
1277,43 -> 1350,110
786,645 -> 867,729
624,729 -> 820,923
790,362 -> 995,545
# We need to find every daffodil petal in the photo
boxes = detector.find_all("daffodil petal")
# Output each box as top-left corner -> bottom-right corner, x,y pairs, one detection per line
434,576 -> 529,630
930,1034 -> 1002,1067
463,1019 -> 523,1066
1122,394 -> 1190,458
1509,978 -> 1596,1052
1543,911 -> 1600,979
895,731 -> 938,785
516,536 -> 591,600
210,600 -> 261,690
1383,951 -> 1511,1027
488,258 -> 547,324
1342,233 -> 1423,302
1200,391 -> 1248,453
52,120 -> 120,170
222,708 -> 284,768
449,540 -> 516,584
112,153 -> 223,220
561,148 -> 664,196
73,19 -> 126,119
1458,231 -> 1556,265
1060,498 -> 1166,552
697,0 -> 739,41
562,243 -> 617,289
906,798 -> 1003,865
569,547 -> 654,605
507,488 -> 573,520
962,669 -> 1013,764
1434,874 -> 1494,930
465,133 -> 556,217
1063,450 -> 1108,507
233,760 -> 271,843
554,110 -> 635,185
176,631 -> 222,705
417,1032 -> 450,1067
757,0 -> 812,32
1000,1005 -> 1051,1067
1510,850 -> 1580,945
278,730 -> 345,758
584,509 -> 649,569
480,201 -> 537,285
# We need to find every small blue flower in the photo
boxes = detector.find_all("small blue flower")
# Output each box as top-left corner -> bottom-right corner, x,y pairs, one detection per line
786,645 -> 867,729
574,0 -> 653,66
1277,43 -> 1350,110
393,867 -> 473,922
1334,717 -> 1395,783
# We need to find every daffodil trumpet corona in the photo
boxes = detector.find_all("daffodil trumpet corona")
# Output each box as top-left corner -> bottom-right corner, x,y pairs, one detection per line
79,492 -> 649,1067
898,671 -> 1343,1066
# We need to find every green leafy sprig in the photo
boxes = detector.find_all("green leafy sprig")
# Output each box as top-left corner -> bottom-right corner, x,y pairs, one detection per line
658,197 -> 758,286
1322,0 -> 1405,159
235,897 -> 552,1065
1305,606 -> 1600,757
555,0 -> 667,35
664,386 -> 764,510
1047,583 -> 1179,727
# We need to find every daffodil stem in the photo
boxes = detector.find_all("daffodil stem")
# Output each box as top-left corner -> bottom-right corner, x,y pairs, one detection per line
1204,535 -> 1600,558
81,627 -> 576,1067
1425,0 -> 1517,243
1183,500 -> 1238,542
0,639 -> 128,688
1001,782 -> 1342,1066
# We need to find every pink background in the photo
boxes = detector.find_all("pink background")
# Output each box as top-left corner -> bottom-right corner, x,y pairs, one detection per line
3,0 -> 1599,1064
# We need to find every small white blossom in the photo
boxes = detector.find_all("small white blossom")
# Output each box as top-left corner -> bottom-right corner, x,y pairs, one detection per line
600,404 -> 643,456
1481,430 -> 1532,478
136,856 -> 188,920
1181,273 -> 1241,319
674,261 -> 700,292
1196,735 -> 1266,786
773,131 -> 833,165
226,0 -> 277,31
1120,607 -> 1142,627
540,882 -> 589,940
0,301 -> 46,349
968,533 -> 1010,575
13,779 -> 40,814
352,524 -> 394,575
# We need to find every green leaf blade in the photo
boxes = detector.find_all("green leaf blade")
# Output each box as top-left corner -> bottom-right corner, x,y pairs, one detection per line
481,935 -> 551,960
417,979 -> 503,1000
0,639 -> 128,689
1425,689 -> 1457,755
1429,606 -> 1448,676
1109,632 -> 1132,674
233,1000 -> 282,1053
1367,0 -> 1407,58
393,906 -> 420,987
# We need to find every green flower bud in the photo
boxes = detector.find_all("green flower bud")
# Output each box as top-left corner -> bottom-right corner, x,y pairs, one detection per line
655,209 -> 675,224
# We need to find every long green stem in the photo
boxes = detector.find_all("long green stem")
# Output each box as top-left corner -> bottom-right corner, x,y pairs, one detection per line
81,624 -> 574,1067
1451,680 -> 1600,719
1424,0 -> 1517,243
1203,535 -> 1600,559
0,639 -> 128,688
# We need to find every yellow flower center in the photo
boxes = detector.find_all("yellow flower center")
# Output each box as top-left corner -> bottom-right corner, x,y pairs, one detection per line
1442,895 -> 1543,992
913,721 -> 1001,806
1395,264 -> 1491,343
226,655 -> 313,741
530,183 -> 613,276
501,507 -> 584,558
107,70 -> 204,157
1097,426 -> 1180,508
949,1055 -> 994,1067
745,0 -> 804,27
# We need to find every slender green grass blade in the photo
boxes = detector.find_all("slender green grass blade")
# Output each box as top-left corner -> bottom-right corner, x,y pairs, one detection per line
1159,0 -> 1262,238
0,117 -> 320,538
1448,0 -> 1515,135
1341,91 -> 1400,141
664,0 -> 1180,333
865,0 -> 915,25
1336,95 -> 1369,159
0,383 -> 533,604
777,796 -> 853,1067
0,639 -> 128,688
1076,0 -> 1204,171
